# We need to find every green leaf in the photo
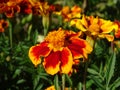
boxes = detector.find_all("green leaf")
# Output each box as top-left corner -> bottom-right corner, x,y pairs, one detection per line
26,14 -> 32,21
91,64 -> 99,72
65,74 -> 72,86
54,74 -> 59,90
33,74 -> 40,90
27,24 -> 32,41
77,82 -> 82,90
106,52 -> 116,86
33,30 -> 38,45
86,79 -> 94,89
87,68 -> 99,75
99,62 -> 103,75
17,79 -> 26,84
90,75 -> 104,89
12,69 -> 21,79
36,84 -> 44,90
39,75 -> 52,85
21,14 -> 32,24
110,77 -> 120,90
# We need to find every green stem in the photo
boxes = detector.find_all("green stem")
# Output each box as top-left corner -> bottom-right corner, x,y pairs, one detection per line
83,62 -> 88,90
54,74 -> 59,90
43,27 -> 48,36
42,15 -> 49,36
9,22 -> 12,48
2,33 -> 6,39
111,41 -> 114,53
62,74 -> 65,90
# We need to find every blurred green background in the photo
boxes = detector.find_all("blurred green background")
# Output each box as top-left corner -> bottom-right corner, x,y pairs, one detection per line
0,0 -> 120,89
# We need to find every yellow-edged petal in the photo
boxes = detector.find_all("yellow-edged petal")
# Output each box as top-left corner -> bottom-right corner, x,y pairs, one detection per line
29,42 -> 51,66
43,51 -> 61,75
61,47 -> 73,74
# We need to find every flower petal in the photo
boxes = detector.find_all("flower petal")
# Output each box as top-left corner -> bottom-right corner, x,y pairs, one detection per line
61,47 -> 73,74
29,42 -> 51,66
45,85 -> 55,90
68,38 -> 86,59
43,51 -> 61,75
104,34 -> 114,42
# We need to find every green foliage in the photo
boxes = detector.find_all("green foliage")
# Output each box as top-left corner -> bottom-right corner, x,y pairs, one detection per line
0,0 -> 120,90
87,51 -> 120,90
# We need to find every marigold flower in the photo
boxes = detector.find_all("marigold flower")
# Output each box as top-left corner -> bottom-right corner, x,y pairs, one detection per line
29,28 -> 92,75
0,0 -> 21,17
19,0 -> 32,14
0,19 -> 9,32
70,15 -> 118,41
29,0 -> 52,16
55,5 -> 82,22
45,85 -> 55,90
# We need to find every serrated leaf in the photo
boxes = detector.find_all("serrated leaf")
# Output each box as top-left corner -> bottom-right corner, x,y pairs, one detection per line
110,77 -> 120,90
106,52 -> 116,85
91,64 -> 99,72
87,68 -> 99,75
86,79 -> 94,89
90,75 -> 104,89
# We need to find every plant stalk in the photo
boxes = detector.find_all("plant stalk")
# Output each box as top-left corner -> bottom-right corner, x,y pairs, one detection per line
83,62 -> 88,90
62,74 -> 65,90
9,22 -> 12,48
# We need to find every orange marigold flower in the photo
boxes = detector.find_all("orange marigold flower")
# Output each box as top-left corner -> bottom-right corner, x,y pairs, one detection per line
29,0 -> 51,16
62,5 -> 82,22
45,85 -> 55,90
54,5 -> 82,22
29,28 -> 92,75
70,15 -> 118,41
19,0 -> 32,14
0,19 -> 9,32
0,0 -> 21,17
5,5 -> 20,18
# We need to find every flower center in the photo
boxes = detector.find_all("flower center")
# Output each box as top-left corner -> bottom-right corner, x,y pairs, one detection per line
45,28 -> 65,50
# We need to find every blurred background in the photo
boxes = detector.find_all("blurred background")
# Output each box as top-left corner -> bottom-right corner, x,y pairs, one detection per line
0,0 -> 120,90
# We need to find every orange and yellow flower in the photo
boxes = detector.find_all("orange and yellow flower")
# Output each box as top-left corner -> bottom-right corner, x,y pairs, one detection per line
0,19 -> 9,32
19,0 -> 32,14
29,0 -> 53,16
55,5 -> 82,22
70,15 -> 118,41
45,85 -> 55,90
0,0 -> 21,17
29,28 -> 92,75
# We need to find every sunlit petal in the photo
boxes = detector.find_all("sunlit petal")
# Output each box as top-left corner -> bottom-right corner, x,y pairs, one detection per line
68,38 -> 85,59
61,47 -> 73,74
43,51 -> 61,75
45,85 -> 55,90
104,34 -> 114,42
29,42 -> 51,66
